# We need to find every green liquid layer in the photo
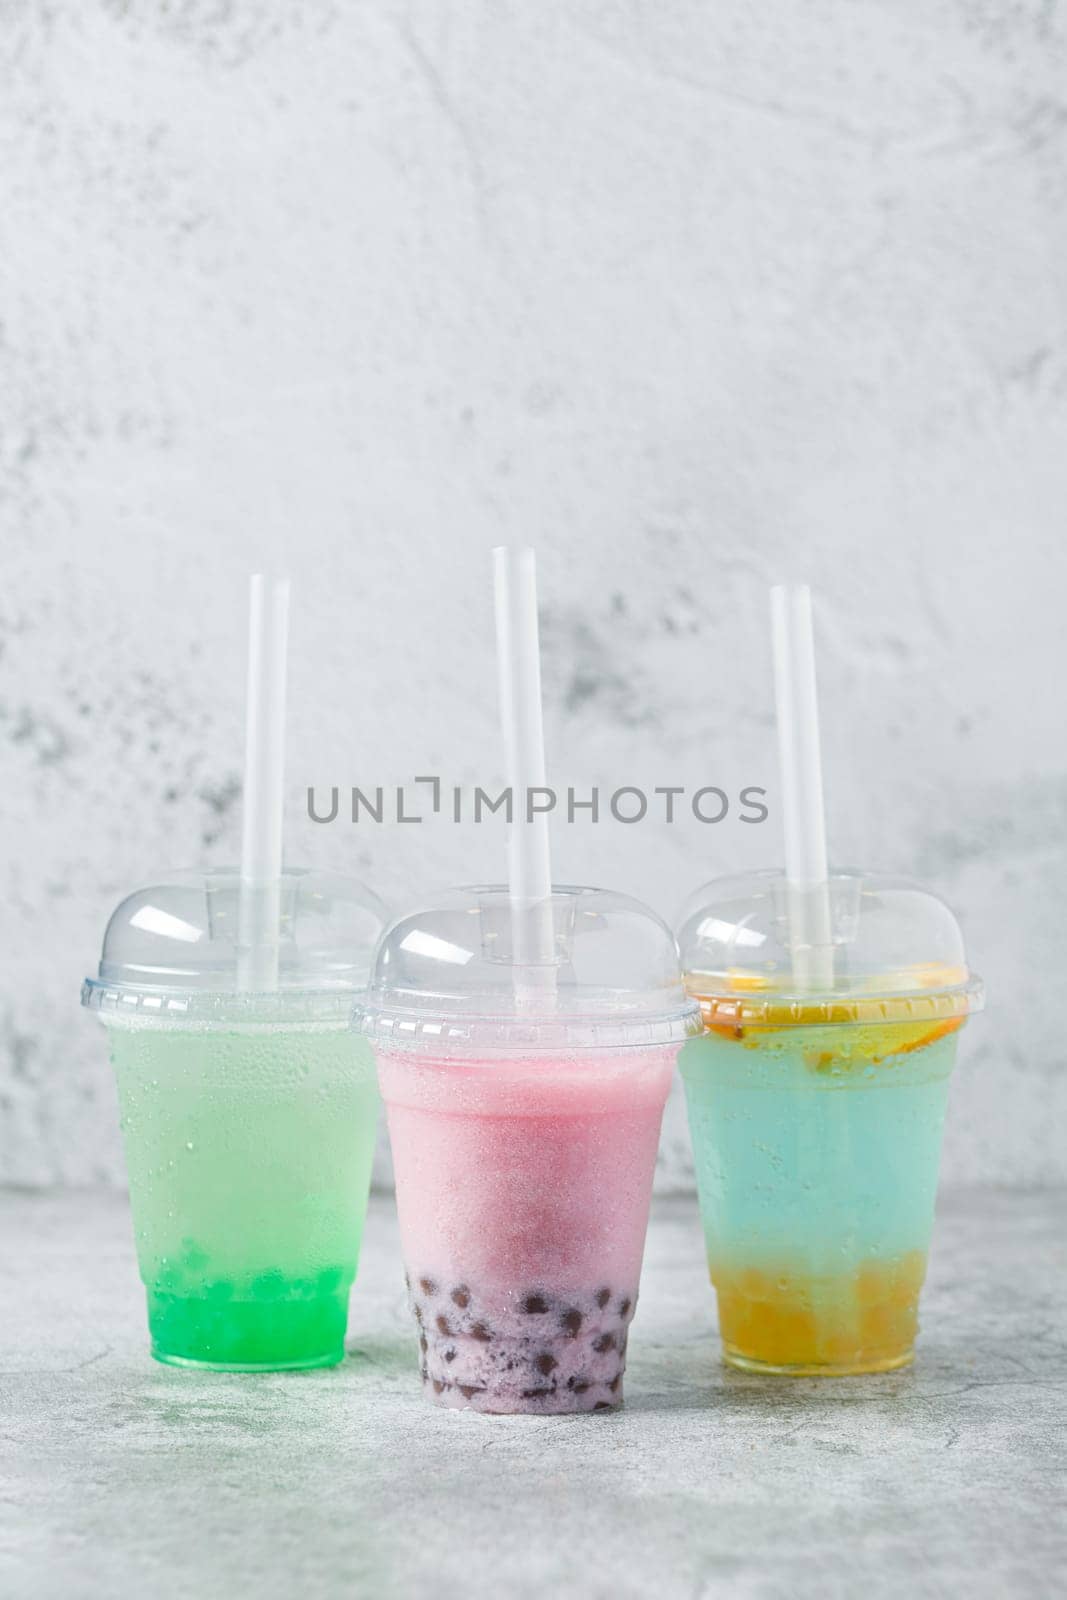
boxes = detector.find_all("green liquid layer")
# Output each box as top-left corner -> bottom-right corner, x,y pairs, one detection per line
109,1023 -> 379,1370
147,1287 -> 349,1371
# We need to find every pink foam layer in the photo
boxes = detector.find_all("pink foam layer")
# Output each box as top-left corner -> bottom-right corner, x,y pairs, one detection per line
379,1048 -> 674,1292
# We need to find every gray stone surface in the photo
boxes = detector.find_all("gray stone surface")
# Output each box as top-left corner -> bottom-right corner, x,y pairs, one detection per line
1,2 -> 1066,1191
3,1187 -> 1064,1598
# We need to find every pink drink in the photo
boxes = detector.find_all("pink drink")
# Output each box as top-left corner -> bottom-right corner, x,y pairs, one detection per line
378,1046 -> 674,1413
359,885 -> 700,1415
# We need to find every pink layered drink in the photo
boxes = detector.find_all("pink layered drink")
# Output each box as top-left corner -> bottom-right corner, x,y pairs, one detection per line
359,886 -> 700,1414
379,1047 -> 674,1412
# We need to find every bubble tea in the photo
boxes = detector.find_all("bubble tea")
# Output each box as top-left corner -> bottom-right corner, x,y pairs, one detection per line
83,870 -> 387,1370
358,886 -> 700,1412
677,871 -> 983,1375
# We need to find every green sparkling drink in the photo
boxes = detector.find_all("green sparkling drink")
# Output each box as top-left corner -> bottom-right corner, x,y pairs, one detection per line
107,1019 -> 379,1370
84,868 -> 387,1372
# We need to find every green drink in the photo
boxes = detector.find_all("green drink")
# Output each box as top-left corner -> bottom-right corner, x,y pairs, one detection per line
85,869 -> 386,1371
108,1020 -> 378,1369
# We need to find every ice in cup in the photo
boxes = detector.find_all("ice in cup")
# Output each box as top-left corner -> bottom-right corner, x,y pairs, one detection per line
357,885 -> 701,1413
677,870 -> 983,1376
83,869 -> 387,1371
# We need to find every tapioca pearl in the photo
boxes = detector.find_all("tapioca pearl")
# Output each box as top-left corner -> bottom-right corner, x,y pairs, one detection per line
450,1285 -> 470,1308
609,1374 -> 621,1393
444,1348 -> 457,1363
561,1309 -> 583,1337
535,1352 -> 557,1376
419,1276 -> 437,1296
435,1314 -> 452,1336
593,1332 -> 616,1353
432,1378 -> 447,1395
594,1401 -> 614,1412
521,1387 -> 555,1400
568,1377 -> 590,1393
595,1288 -> 611,1309
619,1298 -> 632,1317
522,1294 -> 549,1314
470,1322 -> 492,1342
458,1384 -> 485,1400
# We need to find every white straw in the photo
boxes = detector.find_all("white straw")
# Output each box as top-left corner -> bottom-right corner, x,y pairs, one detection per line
492,546 -> 556,976
237,574 -> 290,992
770,583 -> 834,991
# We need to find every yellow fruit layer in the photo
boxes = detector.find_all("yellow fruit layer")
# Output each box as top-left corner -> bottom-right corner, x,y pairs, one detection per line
712,1251 -> 927,1373
692,998 -> 964,1072
692,983 -> 969,1034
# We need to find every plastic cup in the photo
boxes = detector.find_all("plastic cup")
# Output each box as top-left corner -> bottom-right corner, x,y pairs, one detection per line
83,869 -> 387,1371
676,871 -> 984,1376
356,885 -> 701,1413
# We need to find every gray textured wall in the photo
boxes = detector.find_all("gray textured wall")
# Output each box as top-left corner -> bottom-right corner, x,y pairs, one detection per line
2,2 -> 1064,1190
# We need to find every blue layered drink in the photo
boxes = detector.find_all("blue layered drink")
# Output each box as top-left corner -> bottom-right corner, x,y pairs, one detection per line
677,872 -> 982,1375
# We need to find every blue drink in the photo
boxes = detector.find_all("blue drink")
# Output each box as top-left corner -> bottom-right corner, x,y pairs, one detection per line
677,870 -> 983,1376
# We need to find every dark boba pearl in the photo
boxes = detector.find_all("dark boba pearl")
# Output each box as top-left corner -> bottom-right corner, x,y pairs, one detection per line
435,1314 -> 452,1336
419,1277 -> 437,1296
444,1348 -> 456,1363
522,1294 -> 549,1314
561,1309 -> 583,1337
458,1384 -> 485,1400
432,1378 -> 446,1395
595,1288 -> 611,1309
619,1298 -> 632,1317
470,1322 -> 492,1342
536,1352 -> 558,1376
593,1332 -> 616,1354
594,1401 -> 614,1412
451,1286 -> 471,1308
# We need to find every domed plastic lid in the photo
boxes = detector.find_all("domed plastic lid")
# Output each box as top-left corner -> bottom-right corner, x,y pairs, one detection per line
676,869 -> 984,1028
82,869 -> 388,1024
357,884 -> 701,1053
